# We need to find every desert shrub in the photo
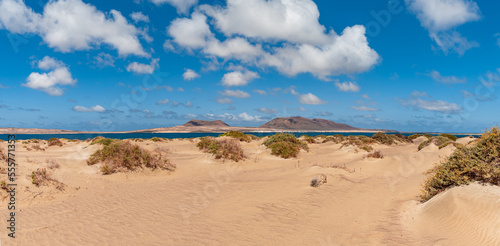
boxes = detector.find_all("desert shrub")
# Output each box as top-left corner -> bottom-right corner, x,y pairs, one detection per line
91,137 -> 115,146
151,137 -> 163,142
22,141 -> 29,144
418,139 -> 433,151
246,134 -> 259,141
219,131 -> 253,142
316,135 -> 327,139
47,138 -> 63,147
0,147 -> 7,162
263,133 -> 309,158
87,140 -> 175,174
372,132 -> 394,145
424,134 -> 434,139
31,168 -> 64,189
421,127 -> 500,201
439,133 -> 458,141
394,133 -> 413,143
408,134 -> 423,140
197,137 -> 246,162
301,135 -> 316,144
322,134 -> 345,144
365,150 -> 384,159
32,144 -> 45,151
340,136 -> 373,152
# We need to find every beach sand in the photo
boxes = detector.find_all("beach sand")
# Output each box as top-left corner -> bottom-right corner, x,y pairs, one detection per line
0,136 -> 499,245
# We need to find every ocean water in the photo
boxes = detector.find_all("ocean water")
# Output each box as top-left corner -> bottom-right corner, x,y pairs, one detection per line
0,132 -> 480,141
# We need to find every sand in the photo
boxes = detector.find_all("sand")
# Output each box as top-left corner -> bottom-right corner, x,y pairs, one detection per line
0,136 -> 498,245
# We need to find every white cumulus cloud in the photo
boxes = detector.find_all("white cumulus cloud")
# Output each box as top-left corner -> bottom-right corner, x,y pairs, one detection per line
149,0 -> 198,14
0,0 -> 148,57
183,68 -> 200,81
221,70 -> 259,87
298,93 -> 326,105
22,56 -> 76,96
130,12 -> 150,23
126,59 -> 159,74
219,89 -> 251,98
429,70 -> 466,84
335,81 -> 360,92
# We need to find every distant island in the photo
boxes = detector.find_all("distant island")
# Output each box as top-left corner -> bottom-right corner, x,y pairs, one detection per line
0,116 -> 394,134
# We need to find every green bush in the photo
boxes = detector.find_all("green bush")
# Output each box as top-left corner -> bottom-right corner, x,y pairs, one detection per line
263,133 -> 309,158
47,138 -> 63,147
197,137 -> 246,162
90,137 -> 115,146
87,140 -> 175,174
421,127 -> 500,201
439,133 -> 458,141
301,135 -> 316,144
219,131 -> 255,142
372,132 -> 394,145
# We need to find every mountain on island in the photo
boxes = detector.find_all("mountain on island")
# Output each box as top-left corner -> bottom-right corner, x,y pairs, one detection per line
259,116 -> 359,131
182,120 -> 230,127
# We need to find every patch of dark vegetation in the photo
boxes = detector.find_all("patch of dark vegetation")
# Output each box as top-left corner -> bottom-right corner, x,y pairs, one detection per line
87,140 -> 175,174
47,138 -> 63,147
90,137 -> 116,146
372,132 -> 394,145
31,168 -> 65,190
262,133 -> 309,159
197,137 -> 246,162
219,131 -> 258,142
418,135 -> 459,151
365,150 -> 384,159
421,127 -> 500,201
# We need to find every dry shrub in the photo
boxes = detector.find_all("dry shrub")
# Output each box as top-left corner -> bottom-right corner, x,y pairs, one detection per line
219,131 -> 256,142
197,137 -> 246,162
0,147 -> 7,162
31,168 -> 65,190
32,144 -> 45,151
90,137 -> 115,146
263,133 -> 309,159
45,157 -> 60,169
393,133 -> 413,143
365,150 -> 384,159
301,135 -> 316,144
421,127 -> 500,201
340,135 -> 374,152
322,134 -> 345,144
87,140 -> 175,175
48,138 -> 63,147
372,132 -> 394,145
418,135 -> 456,151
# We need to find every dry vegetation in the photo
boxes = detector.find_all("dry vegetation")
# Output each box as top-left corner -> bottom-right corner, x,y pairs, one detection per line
197,137 -> 246,162
365,150 -> 384,159
31,168 -> 65,190
87,140 -> 175,174
48,138 -> 63,147
418,134 -> 461,151
263,133 -> 309,159
421,128 -> 500,201
219,131 -> 259,142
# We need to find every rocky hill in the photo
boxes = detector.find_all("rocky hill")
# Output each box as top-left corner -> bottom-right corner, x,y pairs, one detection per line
182,120 -> 229,127
259,116 -> 359,131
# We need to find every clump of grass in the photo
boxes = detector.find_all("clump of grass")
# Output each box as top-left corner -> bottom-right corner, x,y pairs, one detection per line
359,145 -> 374,152
322,134 -> 345,144
421,127 -> 500,201
0,180 -> 7,191
408,134 -> 423,140
393,133 -> 413,143
418,135 -> 457,151
365,150 -> 384,159
31,168 -> 65,190
301,135 -> 316,144
47,138 -> 63,147
32,144 -> 45,151
340,136 -> 374,152
197,137 -> 246,162
90,137 -> 116,146
262,133 -> 309,158
87,140 -> 175,174
439,133 -> 458,141
372,132 -> 394,145
151,137 -> 163,142
219,131 -> 256,142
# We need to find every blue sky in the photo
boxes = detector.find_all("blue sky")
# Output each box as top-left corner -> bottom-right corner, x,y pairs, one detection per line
0,0 -> 499,133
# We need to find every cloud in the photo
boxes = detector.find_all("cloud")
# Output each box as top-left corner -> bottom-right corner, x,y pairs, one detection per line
130,12 -> 149,23
298,93 -> 326,105
406,0 -> 481,55
219,89 -> 251,98
0,83 -> 9,89
480,68 -> 500,88
399,91 -> 462,113
257,107 -> 278,114
221,70 -> 259,87
254,89 -> 267,95
350,106 -> 379,111
0,0 -> 148,57
167,0 -> 379,79
93,53 -> 115,68
238,112 -> 264,122
72,105 -> 106,112
316,111 -> 333,116
126,58 -> 159,74
335,81 -> 360,92
183,68 -> 200,81
149,0 -> 198,14
22,56 -> 76,96
156,99 -> 170,105
362,94 -> 370,100
216,98 -> 234,104
429,70 -> 466,84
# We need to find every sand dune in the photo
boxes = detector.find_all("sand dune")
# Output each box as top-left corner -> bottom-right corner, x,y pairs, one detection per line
0,137 -> 498,245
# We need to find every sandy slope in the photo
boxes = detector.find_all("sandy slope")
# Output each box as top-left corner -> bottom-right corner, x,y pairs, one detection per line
0,136 -> 497,245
